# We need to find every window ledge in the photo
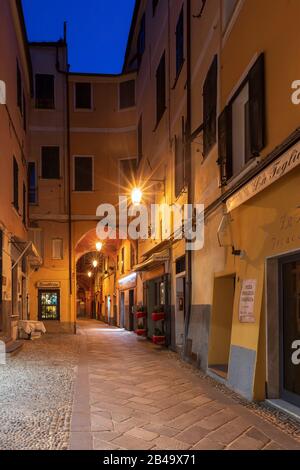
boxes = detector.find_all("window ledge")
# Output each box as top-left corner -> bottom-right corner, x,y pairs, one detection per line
225,156 -> 262,189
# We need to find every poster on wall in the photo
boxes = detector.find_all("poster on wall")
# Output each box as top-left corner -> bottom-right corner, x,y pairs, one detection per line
239,279 -> 257,323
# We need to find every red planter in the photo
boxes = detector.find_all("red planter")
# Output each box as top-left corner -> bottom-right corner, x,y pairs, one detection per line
135,329 -> 147,337
152,312 -> 165,322
152,335 -> 166,345
136,311 -> 147,319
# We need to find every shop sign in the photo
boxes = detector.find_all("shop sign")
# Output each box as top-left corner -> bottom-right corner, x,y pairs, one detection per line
227,142 -> 300,212
239,279 -> 257,323
36,281 -> 61,289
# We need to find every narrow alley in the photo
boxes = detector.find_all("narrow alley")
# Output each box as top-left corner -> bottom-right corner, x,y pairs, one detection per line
1,322 -> 300,451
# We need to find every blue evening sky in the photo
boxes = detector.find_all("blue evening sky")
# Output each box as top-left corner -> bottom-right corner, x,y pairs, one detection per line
22,0 -> 136,74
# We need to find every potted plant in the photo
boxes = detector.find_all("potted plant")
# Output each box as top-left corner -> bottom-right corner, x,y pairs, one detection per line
135,305 -> 147,319
152,327 -> 166,345
135,319 -> 147,337
152,305 -> 165,322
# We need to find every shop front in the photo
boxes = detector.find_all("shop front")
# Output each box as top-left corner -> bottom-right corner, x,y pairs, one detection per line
118,273 -> 136,331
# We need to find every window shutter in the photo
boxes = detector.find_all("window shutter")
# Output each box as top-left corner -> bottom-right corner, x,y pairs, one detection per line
218,106 -> 232,184
249,53 -> 265,156
203,56 -> 218,157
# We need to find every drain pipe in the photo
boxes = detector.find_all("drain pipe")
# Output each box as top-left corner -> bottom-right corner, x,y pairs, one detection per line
184,0 -> 192,358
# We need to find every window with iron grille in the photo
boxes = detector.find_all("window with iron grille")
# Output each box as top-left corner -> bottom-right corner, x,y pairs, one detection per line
119,80 -> 135,109
156,52 -> 166,125
74,156 -> 93,191
35,74 -> 55,109
176,8 -> 184,77
75,82 -> 92,109
41,147 -> 60,179
13,157 -> 19,211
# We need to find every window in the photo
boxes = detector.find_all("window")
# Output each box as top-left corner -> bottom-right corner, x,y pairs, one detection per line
156,52 -> 166,125
137,14 -> 146,66
218,54 -> 265,183
119,80 -> 135,109
17,62 -> 22,112
119,159 -> 137,193
138,115 -> 143,164
153,0 -> 159,16
203,56 -> 218,157
130,244 -> 136,269
175,118 -> 185,197
35,74 -> 55,109
176,8 -> 184,77
52,238 -> 63,260
23,183 -> 26,225
121,247 -> 125,274
74,156 -> 93,191
41,147 -> 60,179
13,157 -> 19,211
222,0 -> 238,31
28,162 -> 37,204
176,256 -> 186,275
75,82 -> 92,109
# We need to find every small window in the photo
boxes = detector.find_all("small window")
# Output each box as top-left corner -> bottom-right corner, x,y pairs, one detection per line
28,162 -> 37,204
17,62 -> 22,112
41,147 -> 60,179
176,8 -> 184,77
156,52 -> 166,125
137,14 -> 146,66
119,80 -> 135,109
152,0 -> 159,15
138,115 -> 143,164
75,83 -> 92,109
119,159 -> 137,193
52,238 -> 63,260
74,156 -> 93,191
23,183 -> 26,225
35,74 -> 55,109
203,56 -> 218,157
13,157 -> 19,211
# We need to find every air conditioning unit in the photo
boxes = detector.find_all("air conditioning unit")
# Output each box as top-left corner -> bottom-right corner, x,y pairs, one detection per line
0,81 -> 6,105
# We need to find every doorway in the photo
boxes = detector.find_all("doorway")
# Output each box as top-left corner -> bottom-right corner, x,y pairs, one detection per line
208,275 -> 236,379
175,276 -> 185,350
38,290 -> 60,321
129,289 -> 134,331
280,255 -> 300,407
107,295 -> 111,324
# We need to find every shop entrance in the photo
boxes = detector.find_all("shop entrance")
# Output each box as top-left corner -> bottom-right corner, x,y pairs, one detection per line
120,292 -> 125,328
208,275 -> 236,379
38,290 -> 60,321
129,289 -> 134,331
280,255 -> 300,407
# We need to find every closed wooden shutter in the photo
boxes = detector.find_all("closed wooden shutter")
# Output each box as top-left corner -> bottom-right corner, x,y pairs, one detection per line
249,53 -> 266,156
203,55 -> 218,157
218,106 -> 233,184
156,52 -> 166,124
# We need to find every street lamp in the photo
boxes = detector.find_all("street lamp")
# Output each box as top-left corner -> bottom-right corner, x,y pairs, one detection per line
88,271 -> 92,278
96,241 -> 103,252
131,187 -> 143,205
92,260 -> 98,268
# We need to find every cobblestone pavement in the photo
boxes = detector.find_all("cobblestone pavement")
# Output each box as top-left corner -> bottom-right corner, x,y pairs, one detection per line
70,321 -> 300,451
0,333 -> 79,450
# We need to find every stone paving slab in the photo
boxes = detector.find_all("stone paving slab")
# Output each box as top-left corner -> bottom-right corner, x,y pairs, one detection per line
69,320 -> 300,451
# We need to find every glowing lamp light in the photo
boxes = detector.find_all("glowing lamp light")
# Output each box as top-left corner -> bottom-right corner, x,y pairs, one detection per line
96,241 -> 103,252
88,271 -> 92,278
92,260 -> 98,268
131,187 -> 142,205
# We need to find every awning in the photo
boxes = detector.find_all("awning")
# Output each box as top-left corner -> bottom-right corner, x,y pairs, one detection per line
134,249 -> 170,272
11,237 -> 42,269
